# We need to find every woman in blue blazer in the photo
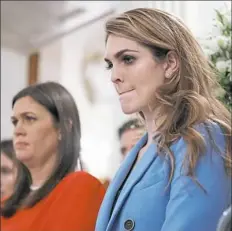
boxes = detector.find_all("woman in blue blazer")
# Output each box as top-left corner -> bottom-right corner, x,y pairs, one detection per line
96,8 -> 231,231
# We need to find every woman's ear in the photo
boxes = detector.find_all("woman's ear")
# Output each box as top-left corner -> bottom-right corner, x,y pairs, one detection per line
164,51 -> 179,79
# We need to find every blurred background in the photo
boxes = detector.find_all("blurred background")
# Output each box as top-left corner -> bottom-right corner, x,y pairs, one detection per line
1,1 -> 231,180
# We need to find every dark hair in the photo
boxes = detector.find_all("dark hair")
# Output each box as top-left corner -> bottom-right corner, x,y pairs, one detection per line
1,139 -> 15,160
118,119 -> 144,139
2,81 -> 82,217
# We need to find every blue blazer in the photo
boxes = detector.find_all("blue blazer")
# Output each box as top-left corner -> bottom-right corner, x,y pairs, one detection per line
95,122 -> 231,231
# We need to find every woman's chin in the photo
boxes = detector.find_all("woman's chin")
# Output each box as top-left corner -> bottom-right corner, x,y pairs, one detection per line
16,151 -> 32,163
121,105 -> 138,114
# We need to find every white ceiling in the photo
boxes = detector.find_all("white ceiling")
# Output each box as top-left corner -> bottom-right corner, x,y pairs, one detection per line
1,1 -> 117,54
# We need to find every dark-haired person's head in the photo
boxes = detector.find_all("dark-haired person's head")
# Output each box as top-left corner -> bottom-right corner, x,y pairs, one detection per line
1,139 -> 18,198
2,81 -> 82,217
118,119 -> 145,157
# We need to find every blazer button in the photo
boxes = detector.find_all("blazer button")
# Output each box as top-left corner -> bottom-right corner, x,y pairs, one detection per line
124,219 -> 135,230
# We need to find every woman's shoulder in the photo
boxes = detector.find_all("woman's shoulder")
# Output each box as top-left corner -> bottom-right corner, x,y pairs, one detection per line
40,171 -> 105,209
56,171 -> 105,194
169,120 -> 227,168
195,120 -> 226,149
172,120 -> 225,148
195,120 -> 224,137
63,170 -> 101,181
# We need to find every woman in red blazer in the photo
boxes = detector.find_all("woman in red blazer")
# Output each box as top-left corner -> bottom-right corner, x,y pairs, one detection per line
1,82 -> 105,231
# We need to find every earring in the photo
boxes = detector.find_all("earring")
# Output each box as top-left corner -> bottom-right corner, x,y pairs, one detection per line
58,133 -> 62,141
165,72 -> 171,78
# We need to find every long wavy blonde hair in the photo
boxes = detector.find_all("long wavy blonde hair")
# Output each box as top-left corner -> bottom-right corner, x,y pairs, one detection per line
105,8 -> 231,185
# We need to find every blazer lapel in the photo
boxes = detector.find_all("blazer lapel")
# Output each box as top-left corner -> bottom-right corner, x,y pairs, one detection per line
106,137 -> 157,231
96,134 -> 148,231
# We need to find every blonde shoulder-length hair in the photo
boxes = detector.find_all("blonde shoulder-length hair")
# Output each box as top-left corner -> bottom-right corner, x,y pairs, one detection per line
105,8 -> 231,186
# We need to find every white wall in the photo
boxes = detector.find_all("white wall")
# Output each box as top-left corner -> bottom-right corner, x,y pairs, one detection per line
39,39 -> 62,83
116,1 -> 230,39
185,1 -> 231,38
1,48 -> 27,139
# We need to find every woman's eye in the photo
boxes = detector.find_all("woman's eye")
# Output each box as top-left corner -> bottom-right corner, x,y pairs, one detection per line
11,119 -> 18,126
25,116 -> 36,123
1,167 -> 12,175
122,55 -> 135,64
105,61 -> 113,70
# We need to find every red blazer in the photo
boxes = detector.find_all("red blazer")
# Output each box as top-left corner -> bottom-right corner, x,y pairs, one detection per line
1,171 -> 105,231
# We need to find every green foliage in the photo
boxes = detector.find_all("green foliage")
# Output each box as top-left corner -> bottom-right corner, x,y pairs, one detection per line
204,8 -> 232,110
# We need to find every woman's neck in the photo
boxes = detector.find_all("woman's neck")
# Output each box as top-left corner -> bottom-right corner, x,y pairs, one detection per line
27,153 -> 57,188
141,108 -> 158,148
